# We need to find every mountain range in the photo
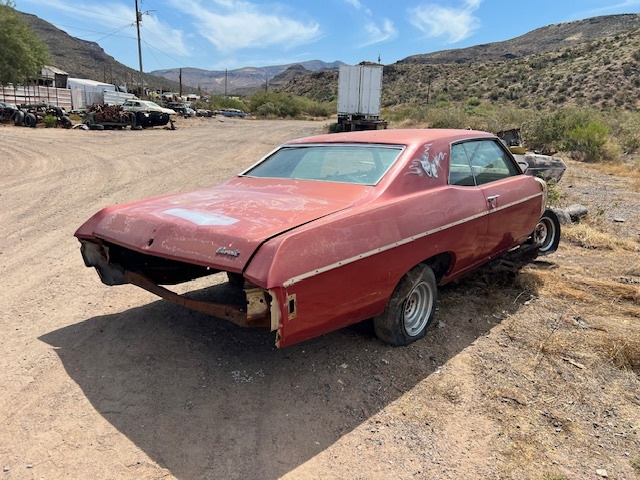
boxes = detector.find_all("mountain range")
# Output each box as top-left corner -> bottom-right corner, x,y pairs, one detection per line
150,61 -> 344,95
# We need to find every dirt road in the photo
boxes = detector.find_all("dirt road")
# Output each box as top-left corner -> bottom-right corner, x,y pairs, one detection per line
1,119 -> 638,480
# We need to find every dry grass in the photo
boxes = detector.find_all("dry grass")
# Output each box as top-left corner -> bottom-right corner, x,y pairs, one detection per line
587,158 -> 640,179
584,156 -> 640,192
562,222 -> 640,252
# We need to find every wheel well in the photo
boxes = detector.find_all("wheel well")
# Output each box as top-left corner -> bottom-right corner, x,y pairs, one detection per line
423,252 -> 453,283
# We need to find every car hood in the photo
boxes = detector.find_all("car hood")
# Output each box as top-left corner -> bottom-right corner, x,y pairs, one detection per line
75,177 -> 365,272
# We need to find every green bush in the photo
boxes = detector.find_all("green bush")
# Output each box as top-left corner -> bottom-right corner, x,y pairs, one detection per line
256,102 -> 278,118
208,95 -> 247,112
564,121 -> 612,162
43,114 -> 56,128
247,91 -> 331,119
523,108 -> 597,154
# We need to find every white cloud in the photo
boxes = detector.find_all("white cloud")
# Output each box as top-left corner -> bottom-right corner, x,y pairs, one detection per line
341,0 -> 395,47
409,0 -> 483,44
343,0 -> 372,16
171,0 -> 321,53
343,0 -> 362,8
360,19 -> 398,47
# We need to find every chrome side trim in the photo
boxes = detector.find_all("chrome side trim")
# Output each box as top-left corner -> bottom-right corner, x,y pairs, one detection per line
282,192 -> 543,287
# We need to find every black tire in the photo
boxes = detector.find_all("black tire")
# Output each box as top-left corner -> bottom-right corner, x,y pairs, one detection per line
60,116 -> 72,129
12,110 -> 24,126
88,123 -> 105,130
24,113 -> 37,128
533,209 -> 561,254
373,264 -> 437,346
227,272 -> 245,288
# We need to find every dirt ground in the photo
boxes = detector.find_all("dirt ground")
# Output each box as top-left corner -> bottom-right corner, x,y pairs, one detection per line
1,118 -> 638,480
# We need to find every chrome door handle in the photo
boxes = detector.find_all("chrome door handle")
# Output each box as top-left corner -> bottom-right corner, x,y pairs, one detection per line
487,195 -> 500,207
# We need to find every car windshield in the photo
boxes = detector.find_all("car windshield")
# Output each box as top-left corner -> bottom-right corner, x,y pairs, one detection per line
242,144 -> 403,185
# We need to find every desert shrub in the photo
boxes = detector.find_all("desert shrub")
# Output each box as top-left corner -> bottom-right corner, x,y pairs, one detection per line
523,108 -> 598,154
249,92 -> 299,117
601,110 -> 640,153
427,107 -> 469,129
466,96 -> 481,107
255,102 -> 278,118
563,121 -> 613,162
248,92 -> 330,119
297,96 -> 333,117
208,95 -> 247,112
44,114 -> 60,127
43,114 -> 56,128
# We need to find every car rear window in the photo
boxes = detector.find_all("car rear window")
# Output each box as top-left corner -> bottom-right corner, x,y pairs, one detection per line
243,144 -> 404,185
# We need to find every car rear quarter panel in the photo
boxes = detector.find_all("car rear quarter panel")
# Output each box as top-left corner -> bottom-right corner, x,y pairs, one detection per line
245,136 -> 516,346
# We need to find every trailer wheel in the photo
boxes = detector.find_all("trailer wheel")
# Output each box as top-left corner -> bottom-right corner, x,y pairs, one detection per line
24,113 -> 37,128
12,110 -> 24,126
373,264 -> 437,346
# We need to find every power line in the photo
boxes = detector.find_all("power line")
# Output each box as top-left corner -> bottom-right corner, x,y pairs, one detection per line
41,22 -> 137,41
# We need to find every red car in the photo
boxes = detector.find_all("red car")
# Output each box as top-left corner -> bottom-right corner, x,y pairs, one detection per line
75,129 -> 560,347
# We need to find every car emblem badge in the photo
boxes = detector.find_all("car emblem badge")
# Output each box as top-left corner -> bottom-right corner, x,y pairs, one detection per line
216,246 -> 240,257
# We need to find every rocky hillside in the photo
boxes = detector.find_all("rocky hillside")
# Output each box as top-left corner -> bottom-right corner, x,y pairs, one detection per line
400,14 -> 640,64
278,14 -> 640,110
19,12 -> 189,93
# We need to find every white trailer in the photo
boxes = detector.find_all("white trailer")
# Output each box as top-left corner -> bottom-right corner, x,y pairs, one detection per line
67,78 -> 133,110
335,64 -> 387,132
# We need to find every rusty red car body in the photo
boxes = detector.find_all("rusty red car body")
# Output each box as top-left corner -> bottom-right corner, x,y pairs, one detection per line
75,129 -> 557,347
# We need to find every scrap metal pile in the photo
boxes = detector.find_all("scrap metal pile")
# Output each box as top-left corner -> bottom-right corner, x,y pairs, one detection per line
85,104 -> 133,125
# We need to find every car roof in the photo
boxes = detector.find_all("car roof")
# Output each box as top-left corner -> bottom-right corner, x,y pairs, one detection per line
285,128 -> 495,146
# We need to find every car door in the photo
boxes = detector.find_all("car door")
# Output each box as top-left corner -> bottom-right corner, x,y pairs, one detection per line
447,142 -> 490,273
461,139 -> 541,258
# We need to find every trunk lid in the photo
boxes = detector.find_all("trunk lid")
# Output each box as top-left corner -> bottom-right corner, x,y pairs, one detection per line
76,178 -> 364,271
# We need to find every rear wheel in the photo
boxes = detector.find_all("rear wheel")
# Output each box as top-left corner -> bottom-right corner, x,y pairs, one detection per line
533,209 -> 561,254
373,264 -> 437,346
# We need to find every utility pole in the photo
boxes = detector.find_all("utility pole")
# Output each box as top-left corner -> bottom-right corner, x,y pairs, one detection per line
135,0 -> 143,97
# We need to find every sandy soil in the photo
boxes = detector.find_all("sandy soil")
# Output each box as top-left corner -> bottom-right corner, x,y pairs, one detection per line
0,118 -> 638,480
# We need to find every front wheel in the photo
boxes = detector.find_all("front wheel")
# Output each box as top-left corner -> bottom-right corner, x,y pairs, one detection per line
533,209 -> 561,254
373,264 -> 437,346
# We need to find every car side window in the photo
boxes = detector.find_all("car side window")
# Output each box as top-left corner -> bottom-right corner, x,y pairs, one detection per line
461,140 -> 521,185
449,144 -> 476,186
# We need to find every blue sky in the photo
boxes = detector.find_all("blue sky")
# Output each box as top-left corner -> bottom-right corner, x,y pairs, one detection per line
16,0 -> 640,72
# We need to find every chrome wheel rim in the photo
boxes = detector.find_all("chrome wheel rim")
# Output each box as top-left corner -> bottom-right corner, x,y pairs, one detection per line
534,217 -> 555,252
403,281 -> 434,337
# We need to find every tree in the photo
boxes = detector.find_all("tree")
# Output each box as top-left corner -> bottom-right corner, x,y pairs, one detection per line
0,1 -> 50,85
